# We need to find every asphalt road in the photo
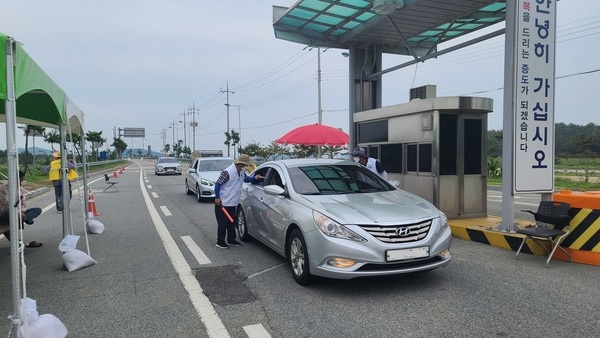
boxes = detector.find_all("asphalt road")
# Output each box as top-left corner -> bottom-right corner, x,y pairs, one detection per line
0,160 -> 597,337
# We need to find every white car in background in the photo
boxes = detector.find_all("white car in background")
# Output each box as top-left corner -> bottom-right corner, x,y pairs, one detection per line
154,157 -> 182,176
185,157 -> 233,202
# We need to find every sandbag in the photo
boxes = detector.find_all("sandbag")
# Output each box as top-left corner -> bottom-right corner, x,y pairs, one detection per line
19,298 -> 67,338
19,314 -> 68,338
88,219 -> 105,234
62,249 -> 97,272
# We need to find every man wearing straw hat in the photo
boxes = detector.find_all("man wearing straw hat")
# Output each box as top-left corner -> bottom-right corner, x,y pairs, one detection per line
213,154 -> 263,249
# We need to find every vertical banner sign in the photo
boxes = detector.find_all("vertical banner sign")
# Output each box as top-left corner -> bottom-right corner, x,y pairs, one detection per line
514,0 -> 556,193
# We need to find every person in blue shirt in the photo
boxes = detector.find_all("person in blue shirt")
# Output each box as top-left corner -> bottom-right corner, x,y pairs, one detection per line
213,154 -> 263,249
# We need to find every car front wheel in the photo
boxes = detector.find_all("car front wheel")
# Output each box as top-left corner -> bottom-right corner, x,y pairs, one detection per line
237,208 -> 251,241
196,184 -> 202,202
185,180 -> 194,195
288,229 -> 312,285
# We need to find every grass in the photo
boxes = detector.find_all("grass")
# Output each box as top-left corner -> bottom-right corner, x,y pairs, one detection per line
1,160 -> 130,187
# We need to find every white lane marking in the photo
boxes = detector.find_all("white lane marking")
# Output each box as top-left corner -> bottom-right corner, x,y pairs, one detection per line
160,206 -> 172,216
151,192 -> 159,199
243,324 -> 272,338
247,263 -> 286,279
136,163 -> 230,337
181,236 -> 212,265
147,184 -> 152,189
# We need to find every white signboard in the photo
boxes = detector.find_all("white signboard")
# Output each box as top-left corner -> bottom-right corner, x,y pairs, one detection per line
513,0 -> 556,193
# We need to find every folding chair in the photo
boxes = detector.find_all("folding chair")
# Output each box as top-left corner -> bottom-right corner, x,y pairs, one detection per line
515,201 -> 573,267
103,173 -> 119,192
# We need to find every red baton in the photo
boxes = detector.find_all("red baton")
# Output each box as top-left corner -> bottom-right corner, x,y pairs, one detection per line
221,207 -> 234,223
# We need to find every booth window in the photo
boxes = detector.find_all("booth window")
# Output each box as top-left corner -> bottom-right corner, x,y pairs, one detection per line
440,114 -> 458,175
419,144 -> 432,172
368,145 -> 379,160
406,143 -> 432,173
380,143 -> 403,173
358,120 -> 388,143
406,144 -> 417,172
464,119 -> 482,174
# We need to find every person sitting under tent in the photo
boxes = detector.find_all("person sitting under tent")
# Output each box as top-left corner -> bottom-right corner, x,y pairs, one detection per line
0,171 -> 43,247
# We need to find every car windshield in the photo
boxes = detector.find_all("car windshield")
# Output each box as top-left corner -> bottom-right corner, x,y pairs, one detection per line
159,158 -> 178,164
289,164 -> 394,195
198,159 -> 231,172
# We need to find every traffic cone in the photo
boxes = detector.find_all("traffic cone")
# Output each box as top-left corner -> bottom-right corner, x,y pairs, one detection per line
88,189 -> 100,216
119,166 -> 123,174
113,169 -> 118,178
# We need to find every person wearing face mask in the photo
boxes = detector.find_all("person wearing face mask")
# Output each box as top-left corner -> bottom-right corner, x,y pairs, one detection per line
350,147 -> 388,181
213,154 -> 263,249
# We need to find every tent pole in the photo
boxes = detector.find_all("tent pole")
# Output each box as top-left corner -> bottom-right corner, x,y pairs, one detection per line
5,36 -> 22,338
59,123 -> 72,237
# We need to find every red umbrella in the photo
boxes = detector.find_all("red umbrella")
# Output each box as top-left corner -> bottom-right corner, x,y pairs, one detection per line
276,123 -> 349,146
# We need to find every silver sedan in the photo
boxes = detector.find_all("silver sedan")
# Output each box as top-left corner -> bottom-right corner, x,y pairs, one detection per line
185,157 -> 233,201
237,158 -> 452,285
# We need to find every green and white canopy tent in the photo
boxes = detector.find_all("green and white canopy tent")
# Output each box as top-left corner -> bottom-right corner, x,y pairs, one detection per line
2,32 -> 90,336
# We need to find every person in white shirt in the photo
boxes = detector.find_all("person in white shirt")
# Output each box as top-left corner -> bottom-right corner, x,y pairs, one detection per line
350,147 -> 388,180
213,154 -> 263,249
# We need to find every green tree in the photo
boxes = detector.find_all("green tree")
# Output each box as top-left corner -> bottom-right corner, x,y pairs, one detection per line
321,145 -> 346,158
239,142 -> 267,159
111,138 -> 127,159
265,141 -> 289,160
86,131 -> 107,162
568,122 -> 600,183
291,144 -> 318,158
172,140 -> 184,157
224,129 -> 240,152
19,124 -> 45,173
67,132 -> 83,161
44,130 -> 60,151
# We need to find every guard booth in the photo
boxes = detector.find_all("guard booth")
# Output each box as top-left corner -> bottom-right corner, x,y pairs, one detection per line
353,85 -> 493,219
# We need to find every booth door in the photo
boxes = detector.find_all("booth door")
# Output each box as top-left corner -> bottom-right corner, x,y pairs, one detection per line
439,114 -> 487,218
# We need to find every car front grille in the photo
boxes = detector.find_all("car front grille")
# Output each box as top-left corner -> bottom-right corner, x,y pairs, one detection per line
358,219 -> 432,244
357,256 -> 443,271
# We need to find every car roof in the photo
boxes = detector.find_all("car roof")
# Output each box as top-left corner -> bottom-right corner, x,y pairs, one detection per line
197,157 -> 234,161
262,158 -> 353,168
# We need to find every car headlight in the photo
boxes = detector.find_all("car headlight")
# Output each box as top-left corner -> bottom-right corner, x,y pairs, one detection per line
201,178 -> 214,186
177,166 -> 182,170
435,211 -> 449,236
157,166 -> 164,170
312,211 -> 366,242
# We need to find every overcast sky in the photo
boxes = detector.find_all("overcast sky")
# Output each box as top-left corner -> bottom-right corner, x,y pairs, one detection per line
1,0 -> 599,155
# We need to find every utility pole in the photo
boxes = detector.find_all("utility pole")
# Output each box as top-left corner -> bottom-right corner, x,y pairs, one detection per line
317,47 -> 323,157
188,102 -> 199,153
180,108 -> 187,151
224,104 -> 242,158
220,81 -> 234,157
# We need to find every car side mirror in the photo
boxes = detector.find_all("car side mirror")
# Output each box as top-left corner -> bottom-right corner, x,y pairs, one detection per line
188,168 -> 196,174
264,185 -> 285,196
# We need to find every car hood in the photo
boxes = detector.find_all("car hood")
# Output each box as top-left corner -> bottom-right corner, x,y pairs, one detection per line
198,171 -> 222,182
296,190 -> 439,224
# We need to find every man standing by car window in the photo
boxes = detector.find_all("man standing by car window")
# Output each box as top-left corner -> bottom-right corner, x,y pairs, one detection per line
351,147 -> 388,180
214,154 -> 263,249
